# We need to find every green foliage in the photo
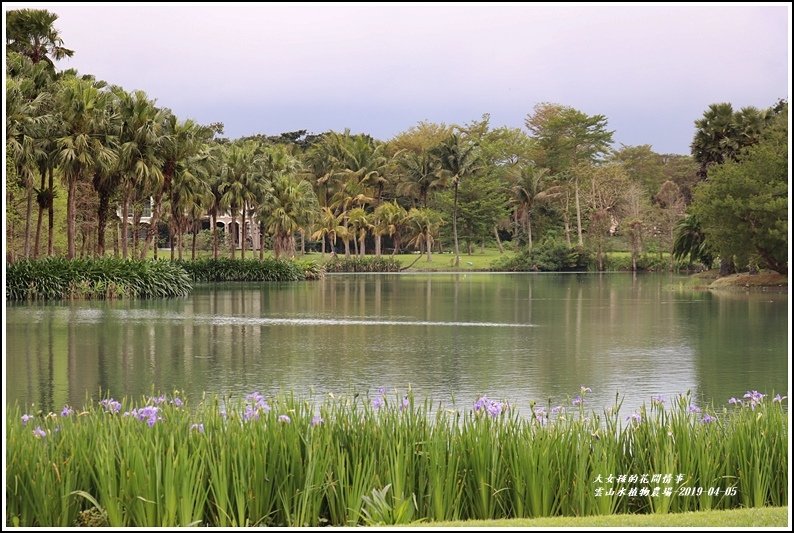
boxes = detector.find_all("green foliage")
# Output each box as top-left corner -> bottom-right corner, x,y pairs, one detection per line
6,258 -> 192,300
325,256 -> 402,273
175,258 -> 308,282
691,107 -> 788,274
604,253 -> 673,272
5,390 -> 787,526
672,214 -> 714,269
491,238 -> 592,271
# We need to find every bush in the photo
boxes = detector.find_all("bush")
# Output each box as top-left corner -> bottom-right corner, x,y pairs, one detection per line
492,238 -> 593,272
175,258 -> 310,282
6,258 -> 192,300
325,256 -> 402,273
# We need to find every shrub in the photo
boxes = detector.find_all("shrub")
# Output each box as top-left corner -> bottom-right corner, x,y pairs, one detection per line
6,258 -> 191,300
175,258 -> 310,282
325,256 -> 402,273
492,238 -> 593,272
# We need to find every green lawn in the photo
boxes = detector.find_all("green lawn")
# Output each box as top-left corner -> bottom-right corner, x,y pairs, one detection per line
423,506 -> 789,527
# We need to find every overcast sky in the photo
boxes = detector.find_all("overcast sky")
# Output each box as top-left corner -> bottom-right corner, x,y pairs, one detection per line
8,3 -> 791,154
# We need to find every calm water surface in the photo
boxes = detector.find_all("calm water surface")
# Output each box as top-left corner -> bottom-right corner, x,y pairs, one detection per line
5,273 -> 788,415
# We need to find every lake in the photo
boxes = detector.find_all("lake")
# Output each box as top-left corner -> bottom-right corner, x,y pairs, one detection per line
5,273 -> 788,415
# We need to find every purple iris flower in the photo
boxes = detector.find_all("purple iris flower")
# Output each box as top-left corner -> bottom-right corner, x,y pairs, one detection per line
21,414 -> 33,426
99,399 -> 122,414
701,414 -> 717,424
190,423 -> 205,433
311,415 -> 324,427
400,397 -> 410,411
278,415 -> 291,424
61,406 -> 73,417
32,426 -> 47,438
372,396 -> 384,409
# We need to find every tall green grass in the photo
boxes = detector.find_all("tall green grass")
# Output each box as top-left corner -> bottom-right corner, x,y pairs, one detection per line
175,258 -> 313,282
6,258 -> 192,300
5,390 -> 787,526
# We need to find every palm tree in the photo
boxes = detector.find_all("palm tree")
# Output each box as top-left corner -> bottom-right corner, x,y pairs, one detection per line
6,9 -> 74,71
330,173 -> 374,258
347,207 -> 370,256
6,71 -> 51,259
311,207 -> 344,257
396,151 -> 442,207
672,213 -> 714,269
220,142 -> 260,259
259,174 -> 318,259
338,134 -> 389,204
691,103 -> 739,179
508,166 -> 561,251
169,162 -> 210,260
114,89 -> 164,258
56,77 -> 117,259
433,133 -> 480,266
371,201 -> 406,256
203,144 -> 225,259
142,115 -> 211,259
406,208 -> 444,262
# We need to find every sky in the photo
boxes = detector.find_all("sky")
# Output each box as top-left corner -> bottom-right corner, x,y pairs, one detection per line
7,3 -> 792,154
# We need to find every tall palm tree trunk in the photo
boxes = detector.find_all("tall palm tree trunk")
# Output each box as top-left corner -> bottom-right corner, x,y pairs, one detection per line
574,176 -> 583,246
229,214 -> 237,259
33,171 -> 46,258
96,189 -> 111,257
259,222 -> 265,260
241,208 -> 247,259
526,213 -> 533,252
23,184 -> 34,258
121,190 -> 130,258
452,182 -> 460,266
211,212 -> 218,259
375,235 -> 381,257
66,175 -> 77,259
34,203 -> 44,259
47,167 -> 55,256
141,190 -> 165,259
191,221 -> 198,260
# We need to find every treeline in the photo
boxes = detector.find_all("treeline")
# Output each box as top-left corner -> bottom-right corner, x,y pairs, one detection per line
6,10 -> 787,274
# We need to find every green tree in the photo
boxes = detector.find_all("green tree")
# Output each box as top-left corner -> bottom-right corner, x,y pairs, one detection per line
311,207 -> 344,257
691,108 -> 787,274
6,68 -> 52,259
508,166 -> 561,251
220,142 -> 261,259
611,144 -> 665,196
406,208 -> 444,262
433,133 -> 480,266
261,174 -> 318,259
6,9 -> 74,70
56,77 -> 117,259
672,213 -> 713,269
371,201 -> 407,256
691,103 -> 771,180
526,103 -> 614,246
